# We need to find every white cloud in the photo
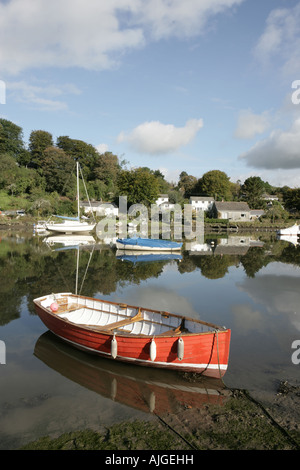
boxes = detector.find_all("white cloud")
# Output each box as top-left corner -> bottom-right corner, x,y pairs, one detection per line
96,144 -> 109,154
0,0 -> 144,75
7,80 -> 81,111
234,109 -> 271,139
0,0 -> 245,75
239,118 -> 300,170
117,119 -> 203,154
254,3 -> 300,75
134,0 -> 245,40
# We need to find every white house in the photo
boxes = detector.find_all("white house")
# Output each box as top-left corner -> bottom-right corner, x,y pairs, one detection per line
80,201 -> 119,217
212,201 -> 251,221
262,193 -> 279,202
155,194 -> 175,210
189,196 -> 215,212
156,194 -> 169,206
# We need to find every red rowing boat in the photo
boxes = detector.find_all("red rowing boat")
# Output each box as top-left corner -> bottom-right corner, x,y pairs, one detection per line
33,292 -> 231,378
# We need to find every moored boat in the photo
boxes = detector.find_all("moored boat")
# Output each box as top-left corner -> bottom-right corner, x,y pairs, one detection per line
33,292 -> 231,377
46,216 -> 96,234
33,220 -> 49,235
116,237 -> 183,252
46,162 -> 96,234
277,223 -> 300,236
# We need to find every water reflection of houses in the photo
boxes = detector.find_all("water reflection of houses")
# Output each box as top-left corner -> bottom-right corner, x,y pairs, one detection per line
186,236 -> 264,256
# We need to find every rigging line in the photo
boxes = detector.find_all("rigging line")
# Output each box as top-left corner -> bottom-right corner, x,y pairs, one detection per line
51,254 -> 72,293
241,389 -> 300,450
79,245 -> 95,295
137,385 -> 199,450
79,164 -> 96,223
199,332 -> 216,377
61,162 -> 77,196
215,329 -> 226,386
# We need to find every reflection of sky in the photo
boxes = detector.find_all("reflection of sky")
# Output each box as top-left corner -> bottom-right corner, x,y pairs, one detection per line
107,260 -> 300,393
236,262 -> 300,333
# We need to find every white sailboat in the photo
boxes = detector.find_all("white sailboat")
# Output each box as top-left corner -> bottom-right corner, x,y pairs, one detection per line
277,223 -> 300,236
46,162 -> 96,234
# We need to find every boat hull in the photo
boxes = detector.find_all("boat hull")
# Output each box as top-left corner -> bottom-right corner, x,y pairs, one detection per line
278,224 -> 300,236
45,222 -> 96,234
33,294 -> 230,378
116,238 -> 182,252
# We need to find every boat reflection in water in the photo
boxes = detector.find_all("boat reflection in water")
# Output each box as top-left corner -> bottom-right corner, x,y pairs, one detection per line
34,332 -> 229,416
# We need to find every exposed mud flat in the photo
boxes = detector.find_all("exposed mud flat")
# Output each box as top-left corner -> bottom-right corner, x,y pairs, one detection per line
21,381 -> 300,451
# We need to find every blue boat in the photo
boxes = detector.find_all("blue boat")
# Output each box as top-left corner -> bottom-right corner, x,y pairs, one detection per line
115,237 -> 183,252
116,252 -> 182,263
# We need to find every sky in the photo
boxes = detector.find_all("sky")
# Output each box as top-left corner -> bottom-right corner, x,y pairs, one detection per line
1,0 -> 300,188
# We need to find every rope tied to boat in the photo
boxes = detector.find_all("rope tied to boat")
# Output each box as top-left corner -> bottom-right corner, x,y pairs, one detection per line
214,328 -> 226,385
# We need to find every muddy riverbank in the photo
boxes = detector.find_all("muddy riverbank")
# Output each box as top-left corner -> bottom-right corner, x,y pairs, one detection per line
21,380 -> 300,451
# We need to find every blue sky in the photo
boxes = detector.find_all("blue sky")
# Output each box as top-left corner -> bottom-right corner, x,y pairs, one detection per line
1,0 -> 300,188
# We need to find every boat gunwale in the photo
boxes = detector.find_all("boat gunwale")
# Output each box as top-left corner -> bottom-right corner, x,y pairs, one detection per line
33,293 -> 229,338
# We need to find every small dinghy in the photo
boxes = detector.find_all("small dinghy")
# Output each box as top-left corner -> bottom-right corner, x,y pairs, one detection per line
33,292 -> 231,377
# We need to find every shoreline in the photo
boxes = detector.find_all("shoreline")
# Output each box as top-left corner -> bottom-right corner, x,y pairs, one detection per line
20,380 -> 300,450
0,215 -> 293,234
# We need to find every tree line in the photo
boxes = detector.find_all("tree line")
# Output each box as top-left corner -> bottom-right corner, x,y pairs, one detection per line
0,118 -> 299,216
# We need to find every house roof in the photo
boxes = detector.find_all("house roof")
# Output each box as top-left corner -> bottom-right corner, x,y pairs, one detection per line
80,201 -> 117,207
190,196 -> 214,201
214,201 -> 250,211
250,209 -> 265,215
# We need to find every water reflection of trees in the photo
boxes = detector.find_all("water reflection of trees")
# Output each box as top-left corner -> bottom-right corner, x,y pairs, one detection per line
179,255 -> 233,279
181,240 -> 300,279
0,238 -> 176,325
0,234 -> 299,326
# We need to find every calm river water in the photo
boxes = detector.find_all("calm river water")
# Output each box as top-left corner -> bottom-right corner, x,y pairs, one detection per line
0,231 -> 299,449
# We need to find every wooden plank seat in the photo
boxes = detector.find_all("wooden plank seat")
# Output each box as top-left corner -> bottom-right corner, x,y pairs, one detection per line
99,308 -> 143,331
158,319 -> 188,336
54,303 -> 81,314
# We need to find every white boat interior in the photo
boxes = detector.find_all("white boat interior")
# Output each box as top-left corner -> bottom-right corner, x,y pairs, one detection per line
36,293 -> 218,336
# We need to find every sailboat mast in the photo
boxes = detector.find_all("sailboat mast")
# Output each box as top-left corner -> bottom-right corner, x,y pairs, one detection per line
77,161 -> 80,220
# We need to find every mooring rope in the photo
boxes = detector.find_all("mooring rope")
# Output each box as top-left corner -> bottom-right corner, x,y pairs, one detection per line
240,388 -> 300,450
153,412 -> 199,450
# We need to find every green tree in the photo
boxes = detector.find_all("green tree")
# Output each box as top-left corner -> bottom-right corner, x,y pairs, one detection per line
0,153 -> 18,189
42,147 -> 75,195
198,170 -> 232,200
0,153 -> 45,195
153,169 -> 172,194
178,172 -> 197,198
57,136 -> 98,177
282,188 -> 300,213
263,201 -> 289,222
93,151 -> 120,189
117,167 -> 160,206
241,176 -> 265,208
28,130 -> 54,169
0,118 -> 25,160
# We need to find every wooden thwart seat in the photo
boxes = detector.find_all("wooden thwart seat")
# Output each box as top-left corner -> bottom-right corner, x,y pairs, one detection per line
158,318 -> 188,336
100,308 -> 143,331
53,303 -> 81,314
